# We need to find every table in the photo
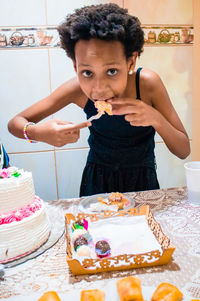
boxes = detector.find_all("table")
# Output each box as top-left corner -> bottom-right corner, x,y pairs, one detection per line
1,187 -> 200,299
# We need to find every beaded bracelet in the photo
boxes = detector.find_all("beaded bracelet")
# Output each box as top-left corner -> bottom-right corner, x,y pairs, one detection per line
23,122 -> 37,143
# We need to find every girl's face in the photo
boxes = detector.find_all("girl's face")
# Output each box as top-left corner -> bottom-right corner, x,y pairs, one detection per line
74,39 -> 136,102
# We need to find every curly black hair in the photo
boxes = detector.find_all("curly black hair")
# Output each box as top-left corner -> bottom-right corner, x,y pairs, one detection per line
57,3 -> 144,60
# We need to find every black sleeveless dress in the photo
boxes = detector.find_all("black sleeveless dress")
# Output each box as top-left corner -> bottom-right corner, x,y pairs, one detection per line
80,68 -> 159,197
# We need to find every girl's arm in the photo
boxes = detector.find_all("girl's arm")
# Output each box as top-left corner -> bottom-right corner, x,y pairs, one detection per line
109,70 -> 190,159
146,70 -> 190,159
8,77 -> 90,147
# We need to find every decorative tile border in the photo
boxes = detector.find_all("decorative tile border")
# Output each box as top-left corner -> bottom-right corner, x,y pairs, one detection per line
0,25 -> 194,49
0,27 -> 59,48
143,25 -> 194,45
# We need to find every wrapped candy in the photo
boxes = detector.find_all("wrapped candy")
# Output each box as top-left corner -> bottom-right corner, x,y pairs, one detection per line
77,245 -> 91,257
71,229 -> 87,242
71,219 -> 88,232
74,236 -> 88,251
95,240 -> 111,258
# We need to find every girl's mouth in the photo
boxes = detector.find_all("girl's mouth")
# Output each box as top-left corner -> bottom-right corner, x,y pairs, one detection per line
93,97 -> 114,102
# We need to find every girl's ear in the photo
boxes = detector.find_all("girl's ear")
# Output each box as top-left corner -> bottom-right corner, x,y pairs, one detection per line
127,52 -> 138,74
73,60 -> 77,73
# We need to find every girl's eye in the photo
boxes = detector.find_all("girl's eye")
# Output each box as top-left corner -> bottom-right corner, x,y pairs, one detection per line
82,70 -> 93,78
107,69 -> 118,76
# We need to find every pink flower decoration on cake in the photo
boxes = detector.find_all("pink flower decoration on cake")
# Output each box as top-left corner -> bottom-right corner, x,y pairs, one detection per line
0,216 -> 5,225
0,196 -> 42,225
28,204 -> 36,213
34,200 -> 41,210
0,169 -> 11,178
15,212 -> 23,221
20,208 -> 31,218
4,214 -> 18,223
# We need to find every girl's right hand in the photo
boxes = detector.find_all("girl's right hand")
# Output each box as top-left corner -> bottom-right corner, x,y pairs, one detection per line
29,119 -> 91,147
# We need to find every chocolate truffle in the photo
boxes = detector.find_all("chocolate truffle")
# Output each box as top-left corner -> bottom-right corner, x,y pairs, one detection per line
74,236 -> 88,251
95,240 -> 111,258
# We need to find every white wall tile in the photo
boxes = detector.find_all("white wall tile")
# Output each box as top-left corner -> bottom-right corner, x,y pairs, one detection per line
125,0 -> 193,25
155,142 -> 191,189
56,149 -> 89,198
9,151 -> 57,201
0,0 -> 46,27
137,46 -> 192,140
49,48 -> 76,90
0,49 -> 53,153
49,48 -> 89,149
46,0 -> 112,25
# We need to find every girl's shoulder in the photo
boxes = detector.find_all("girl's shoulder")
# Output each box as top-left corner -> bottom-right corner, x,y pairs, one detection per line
139,68 -> 161,86
137,68 -> 166,105
139,68 -> 165,94
59,77 -> 87,108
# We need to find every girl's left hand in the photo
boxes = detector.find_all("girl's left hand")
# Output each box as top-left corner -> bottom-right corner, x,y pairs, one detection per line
108,98 -> 161,127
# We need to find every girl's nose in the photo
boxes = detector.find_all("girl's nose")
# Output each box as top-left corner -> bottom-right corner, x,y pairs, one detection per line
91,79 -> 109,100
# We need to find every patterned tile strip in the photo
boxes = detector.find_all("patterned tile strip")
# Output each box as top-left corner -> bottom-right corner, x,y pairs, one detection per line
143,25 -> 194,45
0,25 -> 194,49
0,27 -> 59,48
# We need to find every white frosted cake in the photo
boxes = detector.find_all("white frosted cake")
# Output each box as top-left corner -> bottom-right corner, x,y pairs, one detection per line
0,166 -> 50,263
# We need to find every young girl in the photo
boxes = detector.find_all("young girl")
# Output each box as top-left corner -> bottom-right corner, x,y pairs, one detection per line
8,3 -> 190,197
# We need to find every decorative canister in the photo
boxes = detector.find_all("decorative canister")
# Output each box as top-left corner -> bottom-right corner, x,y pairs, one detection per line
147,31 -> 156,43
170,34 -> 175,43
174,32 -> 180,42
0,34 -> 7,46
